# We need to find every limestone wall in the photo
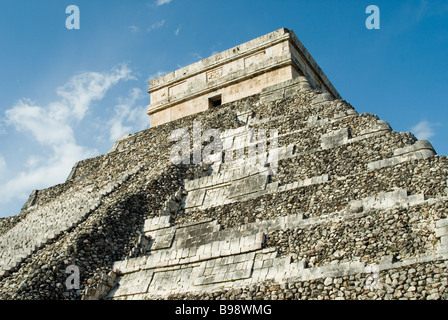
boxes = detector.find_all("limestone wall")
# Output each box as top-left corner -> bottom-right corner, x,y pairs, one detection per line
150,66 -> 296,126
147,28 -> 341,127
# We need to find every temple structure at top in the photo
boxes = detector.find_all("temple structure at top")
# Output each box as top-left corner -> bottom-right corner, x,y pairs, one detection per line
147,28 -> 341,127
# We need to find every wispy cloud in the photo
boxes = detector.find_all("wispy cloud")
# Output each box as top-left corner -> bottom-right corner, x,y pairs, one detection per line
411,120 -> 439,140
155,0 -> 172,7
391,0 -> 448,35
57,65 -> 135,121
0,64 -> 134,206
175,25 -> 182,36
147,19 -> 165,32
415,0 -> 429,22
107,88 -> 148,142
147,70 -> 169,82
0,155 -> 5,177
129,25 -> 140,33
191,53 -> 203,61
0,123 -> 6,135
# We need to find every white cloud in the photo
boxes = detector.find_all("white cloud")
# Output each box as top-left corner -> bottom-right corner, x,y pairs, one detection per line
6,99 -> 76,147
0,155 -> 5,176
129,25 -> 140,33
175,25 -> 182,36
0,64 -> 134,206
0,142 -> 97,205
108,88 -> 148,141
25,155 -> 45,170
56,64 -> 135,120
147,20 -> 165,32
191,53 -> 203,61
147,70 -> 169,82
411,120 -> 438,140
155,0 -> 172,6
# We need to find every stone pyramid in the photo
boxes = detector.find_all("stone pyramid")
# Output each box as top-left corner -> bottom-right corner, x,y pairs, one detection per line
0,29 -> 447,300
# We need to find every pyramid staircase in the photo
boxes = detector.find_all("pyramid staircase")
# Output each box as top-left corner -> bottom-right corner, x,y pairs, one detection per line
1,76 -> 447,300
103,77 -> 448,300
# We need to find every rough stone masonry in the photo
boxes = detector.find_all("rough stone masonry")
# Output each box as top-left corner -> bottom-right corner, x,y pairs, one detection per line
0,28 -> 447,300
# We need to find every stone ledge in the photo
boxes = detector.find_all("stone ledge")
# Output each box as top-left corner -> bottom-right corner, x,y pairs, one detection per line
21,190 -> 38,211
108,194 -> 448,299
112,232 -> 265,275
349,190 -> 425,212
110,248 -> 448,299
367,140 -> 436,171
0,163 -> 147,275
436,218 -> 448,239
143,215 -> 171,233
149,28 -> 292,91
260,77 -> 312,103
311,93 -> 334,105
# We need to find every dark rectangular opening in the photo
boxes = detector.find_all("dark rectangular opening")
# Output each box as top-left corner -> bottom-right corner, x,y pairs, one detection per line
209,94 -> 222,108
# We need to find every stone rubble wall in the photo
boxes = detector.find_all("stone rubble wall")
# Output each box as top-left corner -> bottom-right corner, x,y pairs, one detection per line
0,165 -> 146,278
168,259 -> 448,300
109,196 -> 448,299
107,76 -> 447,300
1,75 -> 447,300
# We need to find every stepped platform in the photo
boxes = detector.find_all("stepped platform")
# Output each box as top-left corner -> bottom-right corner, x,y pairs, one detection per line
0,29 -> 447,300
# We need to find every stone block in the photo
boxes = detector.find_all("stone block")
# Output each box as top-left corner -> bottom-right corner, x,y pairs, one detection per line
219,239 -> 231,251
199,252 -> 213,261
258,268 -> 269,281
251,268 -> 262,281
266,266 -> 279,278
196,245 -> 205,257
436,219 -> 448,229
260,89 -> 284,103
112,260 -> 124,272
152,229 -> 175,250
311,93 -> 334,105
230,244 -> 242,255
440,236 -> 448,246
211,241 -> 220,253
227,173 -> 268,199
407,193 -> 425,206
368,141 -> 436,171
233,253 -> 246,264
321,128 -> 350,150
206,259 -> 216,268
253,260 -> 263,270
437,246 -> 448,255
394,140 -> 435,157
379,255 -> 394,266
144,216 -> 171,232
262,260 -> 273,269
436,227 -> 448,238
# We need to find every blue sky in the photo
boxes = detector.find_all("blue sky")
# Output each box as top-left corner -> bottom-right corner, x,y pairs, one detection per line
0,0 -> 447,218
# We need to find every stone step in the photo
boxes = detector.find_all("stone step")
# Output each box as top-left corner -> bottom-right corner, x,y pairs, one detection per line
274,132 -> 416,185
109,195 -> 448,299
178,156 -> 448,228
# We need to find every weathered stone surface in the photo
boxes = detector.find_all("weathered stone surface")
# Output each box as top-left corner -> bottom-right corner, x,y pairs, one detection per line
0,29 -> 447,301
147,28 -> 341,127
